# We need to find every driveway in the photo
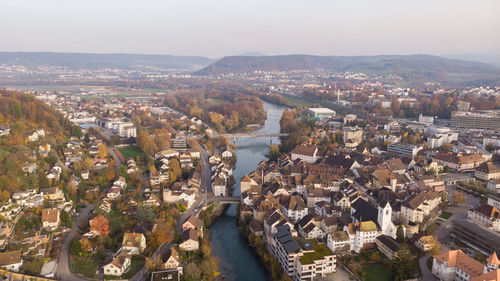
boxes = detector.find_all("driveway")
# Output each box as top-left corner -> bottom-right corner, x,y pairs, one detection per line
56,203 -> 95,281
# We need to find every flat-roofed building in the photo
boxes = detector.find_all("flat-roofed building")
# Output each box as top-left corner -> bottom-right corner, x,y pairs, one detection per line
451,111 -> 500,131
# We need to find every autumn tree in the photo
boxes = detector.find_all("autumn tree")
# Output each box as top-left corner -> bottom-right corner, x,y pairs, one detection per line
97,143 -> 108,159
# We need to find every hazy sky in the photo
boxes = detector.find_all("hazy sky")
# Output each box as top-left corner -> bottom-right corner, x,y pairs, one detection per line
1,0 -> 499,58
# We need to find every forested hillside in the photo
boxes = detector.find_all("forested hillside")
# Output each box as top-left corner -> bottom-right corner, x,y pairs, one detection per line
0,89 -> 76,196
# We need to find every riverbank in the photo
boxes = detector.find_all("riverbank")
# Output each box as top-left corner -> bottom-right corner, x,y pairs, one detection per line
208,101 -> 286,281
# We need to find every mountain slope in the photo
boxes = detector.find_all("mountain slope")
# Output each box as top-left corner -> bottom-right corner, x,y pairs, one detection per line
197,54 -> 500,85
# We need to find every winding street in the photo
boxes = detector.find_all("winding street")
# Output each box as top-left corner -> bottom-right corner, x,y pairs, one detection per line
56,203 -> 95,281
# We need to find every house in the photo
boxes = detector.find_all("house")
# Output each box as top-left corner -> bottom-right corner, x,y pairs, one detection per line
298,215 -> 324,239
163,247 -> 182,274
280,195 -> 308,223
179,229 -> 199,251
179,190 -> 196,208
212,173 -> 227,197
476,163 -> 500,181
432,250 -> 499,281
291,145 -> 319,163
327,231 -> 351,254
0,250 -> 22,272
0,125 -> 10,136
121,233 -> 146,255
22,162 -> 37,174
376,235 -> 400,260
222,148 -> 233,158
182,215 -> 203,235
89,215 -> 110,236
103,251 -> 131,277
400,191 -> 441,225
416,235 -> 437,252
144,194 -> 162,207
42,208 -> 60,231
270,225 -> 301,278
41,187 -> 64,201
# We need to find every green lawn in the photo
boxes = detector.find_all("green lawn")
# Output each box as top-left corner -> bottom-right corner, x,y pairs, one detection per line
364,263 -> 392,281
121,255 -> 146,279
284,96 -> 316,107
72,255 -> 101,279
440,211 -> 453,220
118,146 -> 144,160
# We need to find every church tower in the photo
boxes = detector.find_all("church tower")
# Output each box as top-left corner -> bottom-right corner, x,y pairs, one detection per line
486,252 -> 500,273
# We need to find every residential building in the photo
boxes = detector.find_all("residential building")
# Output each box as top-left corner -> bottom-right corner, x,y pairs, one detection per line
344,221 -> 381,253
467,204 -> 500,232
179,229 -> 199,251
0,250 -> 22,272
41,208 -> 60,231
103,251 -> 131,277
343,127 -> 363,148
475,163 -> 500,181
416,235 -> 437,252
432,250 -> 500,281
121,233 -> 146,255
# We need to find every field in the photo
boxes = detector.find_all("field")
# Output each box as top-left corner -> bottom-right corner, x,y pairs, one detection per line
118,146 -> 144,160
363,263 -> 392,281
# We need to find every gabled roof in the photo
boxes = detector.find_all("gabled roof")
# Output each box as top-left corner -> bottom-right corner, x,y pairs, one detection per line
0,250 -> 21,265
291,145 -> 317,157
434,250 -> 484,278
184,215 -> 203,229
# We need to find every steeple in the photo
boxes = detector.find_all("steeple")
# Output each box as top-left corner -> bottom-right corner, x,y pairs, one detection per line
486,252 -> 500,272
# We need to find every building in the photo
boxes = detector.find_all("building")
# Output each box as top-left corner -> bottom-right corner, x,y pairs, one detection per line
457,101 -> 470,112
327,231 -> 351,254
343,127 -> 363,148
434,151 -> 485,172
151,269 -> 181,281
306,108 -> 336,120
376,235 -> 400,260
467,204 -> 500,232
179,229 -> 199,251
451,219 -> 500,255
0,250 -> 23,272
182,215 -> 203,237
103,251 -> 131,277
295,242 -> 336,281
343,221 -> 381,253
271,225 -> 301,278
432,250 -> 500,281
419,114 -> 434,124
416,235 -> 437,252
451,111 -> 500,131
475,163 -> 500,181
121,233 -> 147,255
387,143 -> 422,159
41,208 -> 60,231
291,145 -> 319,163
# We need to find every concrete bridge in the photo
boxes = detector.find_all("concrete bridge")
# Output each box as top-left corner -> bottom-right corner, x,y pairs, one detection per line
208,196 -> 241,204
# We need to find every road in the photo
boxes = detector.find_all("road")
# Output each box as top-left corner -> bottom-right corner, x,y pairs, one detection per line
56,203 -> 95,281
418,254 -> 437,281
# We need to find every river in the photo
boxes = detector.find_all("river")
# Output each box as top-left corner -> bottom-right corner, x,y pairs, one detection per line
210,101 -> 286,281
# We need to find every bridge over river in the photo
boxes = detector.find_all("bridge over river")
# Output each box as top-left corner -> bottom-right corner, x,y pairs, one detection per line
213,132 -> 289,138
207,196 -> 241,204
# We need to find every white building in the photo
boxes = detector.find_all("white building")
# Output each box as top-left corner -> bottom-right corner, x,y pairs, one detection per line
306,108 -> 336,120
103,252 -> 131,277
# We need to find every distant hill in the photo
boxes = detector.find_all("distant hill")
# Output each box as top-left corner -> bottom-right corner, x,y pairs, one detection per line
198,54 -> 500,85
0,52 -> 215,71
443,53 -> 500,68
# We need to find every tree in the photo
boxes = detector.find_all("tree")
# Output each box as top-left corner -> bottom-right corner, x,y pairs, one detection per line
145,255 -> 163,272
169,159 -> 182,181
430,240 -> 441,255
97,144 -> 108,159
485,143 -> 495,153
135,205 -> 156,223
266,144 -> 282,162
452,191 -> 466,204
392,246 -> 413,281
84,133 -> 90,143
396,225 -> 405,242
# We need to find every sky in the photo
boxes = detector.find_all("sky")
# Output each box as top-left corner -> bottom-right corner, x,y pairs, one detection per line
1,0 -> 499,58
